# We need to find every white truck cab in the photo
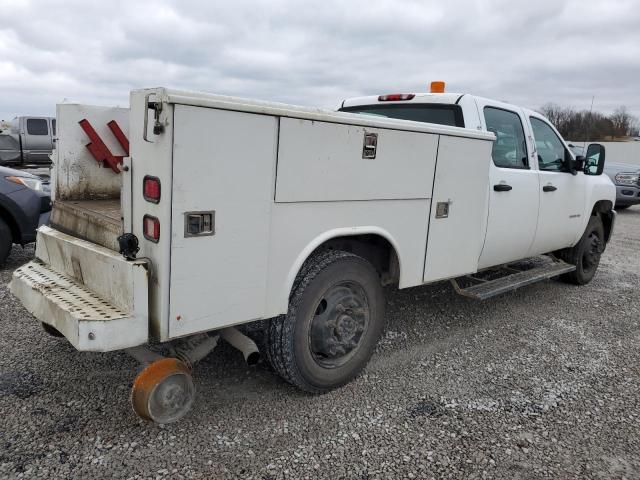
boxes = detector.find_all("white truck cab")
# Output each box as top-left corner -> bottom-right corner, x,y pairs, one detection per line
340,84 -> 616,271
9,85 -> 615,423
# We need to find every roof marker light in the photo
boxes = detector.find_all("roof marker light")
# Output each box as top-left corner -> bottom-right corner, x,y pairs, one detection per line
430,81 -> 446,93
378,93 -> 415,101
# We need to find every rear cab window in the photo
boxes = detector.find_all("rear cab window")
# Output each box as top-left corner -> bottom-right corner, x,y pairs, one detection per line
339,104 -> 465,128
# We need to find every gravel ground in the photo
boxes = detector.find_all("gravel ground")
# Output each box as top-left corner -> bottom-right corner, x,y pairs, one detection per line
1,210 -> 639,479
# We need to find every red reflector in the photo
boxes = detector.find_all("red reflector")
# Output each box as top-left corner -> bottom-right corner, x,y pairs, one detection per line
143,215 -> 160,242
378,93 -> 415,102
143,176 -> 161,203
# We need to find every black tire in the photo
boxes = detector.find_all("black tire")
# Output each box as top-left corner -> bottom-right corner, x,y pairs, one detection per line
266,250 -> 385,393
0,217 -> 12,266
615,205 -> 631,210
558,215 -> 605,285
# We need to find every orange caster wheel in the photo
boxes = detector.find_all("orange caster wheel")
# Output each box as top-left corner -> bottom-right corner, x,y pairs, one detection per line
131,358 -> 195,424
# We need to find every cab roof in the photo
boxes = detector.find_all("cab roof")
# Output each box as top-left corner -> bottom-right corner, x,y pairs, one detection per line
342,92 -> 464,108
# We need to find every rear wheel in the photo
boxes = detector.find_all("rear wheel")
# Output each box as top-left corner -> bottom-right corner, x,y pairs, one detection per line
266,250 -> 385,393
558,215 -> 605,285
0,217 -> 12,265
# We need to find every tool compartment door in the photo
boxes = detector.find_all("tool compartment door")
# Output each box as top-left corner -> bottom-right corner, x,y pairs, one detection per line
275,117 -> 438,202
169,105 -> 277,338
423,136 -> 493,282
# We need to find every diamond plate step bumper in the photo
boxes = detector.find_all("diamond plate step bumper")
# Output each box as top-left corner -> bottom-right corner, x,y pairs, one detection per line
9,227 -> 149,352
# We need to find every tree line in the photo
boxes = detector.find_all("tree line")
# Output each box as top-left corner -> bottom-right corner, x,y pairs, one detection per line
539,104 -> 639,141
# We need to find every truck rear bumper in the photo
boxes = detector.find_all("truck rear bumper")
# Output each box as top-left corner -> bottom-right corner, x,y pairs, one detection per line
9,226 -> 149,352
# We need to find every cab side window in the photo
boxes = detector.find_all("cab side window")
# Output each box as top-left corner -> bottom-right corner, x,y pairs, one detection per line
530,117 -> 568,172
484,107 -> 528,169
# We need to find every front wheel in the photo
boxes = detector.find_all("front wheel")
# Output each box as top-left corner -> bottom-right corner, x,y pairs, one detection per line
558,215 -> 605,285
266,250 -> 385,393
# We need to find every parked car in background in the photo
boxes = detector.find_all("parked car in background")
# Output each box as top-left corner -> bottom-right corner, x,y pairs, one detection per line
568,144 -> 639,210
0,165 -> 51,264
604,162 -> 640,209
0,116 -> 55,166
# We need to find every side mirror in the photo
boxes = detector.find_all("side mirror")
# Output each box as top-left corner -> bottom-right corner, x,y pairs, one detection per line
574,155 -> 585,171
584,144 -> 606,176
563,150 -> 577,174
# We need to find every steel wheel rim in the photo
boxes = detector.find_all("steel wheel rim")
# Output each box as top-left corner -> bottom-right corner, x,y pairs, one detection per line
582,231 -> 602,273
147,372 -> 195,424
308,281 -> 370,369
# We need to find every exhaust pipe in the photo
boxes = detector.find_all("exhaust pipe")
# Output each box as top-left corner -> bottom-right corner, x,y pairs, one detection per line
220,327 -> 261,366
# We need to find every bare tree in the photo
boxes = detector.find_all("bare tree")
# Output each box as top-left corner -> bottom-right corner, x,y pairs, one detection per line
539,103 -> 637,140
609,106 -> 638,137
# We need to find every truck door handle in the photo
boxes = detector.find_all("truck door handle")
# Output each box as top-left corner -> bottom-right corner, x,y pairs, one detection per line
543,185 -> 557,192
493,184 -> 512,192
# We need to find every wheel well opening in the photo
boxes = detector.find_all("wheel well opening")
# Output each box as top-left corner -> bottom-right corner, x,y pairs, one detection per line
312,234 -> 400,286
591,200 -> 614,243
0,205 -> 21,244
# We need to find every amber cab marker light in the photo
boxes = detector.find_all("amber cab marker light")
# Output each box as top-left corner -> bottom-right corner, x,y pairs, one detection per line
430,81 -> 446,93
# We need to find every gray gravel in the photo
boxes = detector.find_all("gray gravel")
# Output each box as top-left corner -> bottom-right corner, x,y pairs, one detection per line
1,210 -> 640,479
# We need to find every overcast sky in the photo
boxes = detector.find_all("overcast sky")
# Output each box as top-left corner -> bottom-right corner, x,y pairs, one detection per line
1,0 -> 638,122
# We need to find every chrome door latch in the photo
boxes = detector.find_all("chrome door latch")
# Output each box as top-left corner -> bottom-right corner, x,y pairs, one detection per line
362,132 -> 378,159
435,200 -> 452,219
184,211 -> 215,237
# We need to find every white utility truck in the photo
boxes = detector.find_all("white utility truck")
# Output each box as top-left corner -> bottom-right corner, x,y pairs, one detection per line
9,83 -> 616,423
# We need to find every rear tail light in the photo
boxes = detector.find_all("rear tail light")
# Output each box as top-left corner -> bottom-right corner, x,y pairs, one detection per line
143,215 -> 160,242
143,176 -> 161,203
378,93 -> 415,101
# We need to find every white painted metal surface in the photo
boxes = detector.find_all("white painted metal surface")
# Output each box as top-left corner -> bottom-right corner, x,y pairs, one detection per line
264,200 -> 430,316
169,105 -> 277,336
275,118 -> 438,202
423,136 -> 492,282
53,103 -> 128,201
129,89 -> 175,341
160,89 -> 493,141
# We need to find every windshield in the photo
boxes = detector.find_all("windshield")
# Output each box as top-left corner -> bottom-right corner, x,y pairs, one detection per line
340,104 -> 464,128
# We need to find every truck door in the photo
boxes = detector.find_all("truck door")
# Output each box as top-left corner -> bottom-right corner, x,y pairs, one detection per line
527,114 -> 586,254
476,102 -> 540,269
21,117 -> 53,163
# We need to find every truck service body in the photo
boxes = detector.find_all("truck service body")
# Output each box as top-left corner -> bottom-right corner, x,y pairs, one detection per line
9,86 -> 616,423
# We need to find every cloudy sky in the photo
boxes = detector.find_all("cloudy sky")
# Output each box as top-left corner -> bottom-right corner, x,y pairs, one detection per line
1,0 -> 638,122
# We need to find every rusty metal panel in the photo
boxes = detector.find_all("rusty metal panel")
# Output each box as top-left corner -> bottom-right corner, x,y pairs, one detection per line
50,199 -> 122,251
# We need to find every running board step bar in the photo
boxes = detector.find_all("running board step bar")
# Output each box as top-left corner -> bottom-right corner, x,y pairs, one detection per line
451,257 -> 576,301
